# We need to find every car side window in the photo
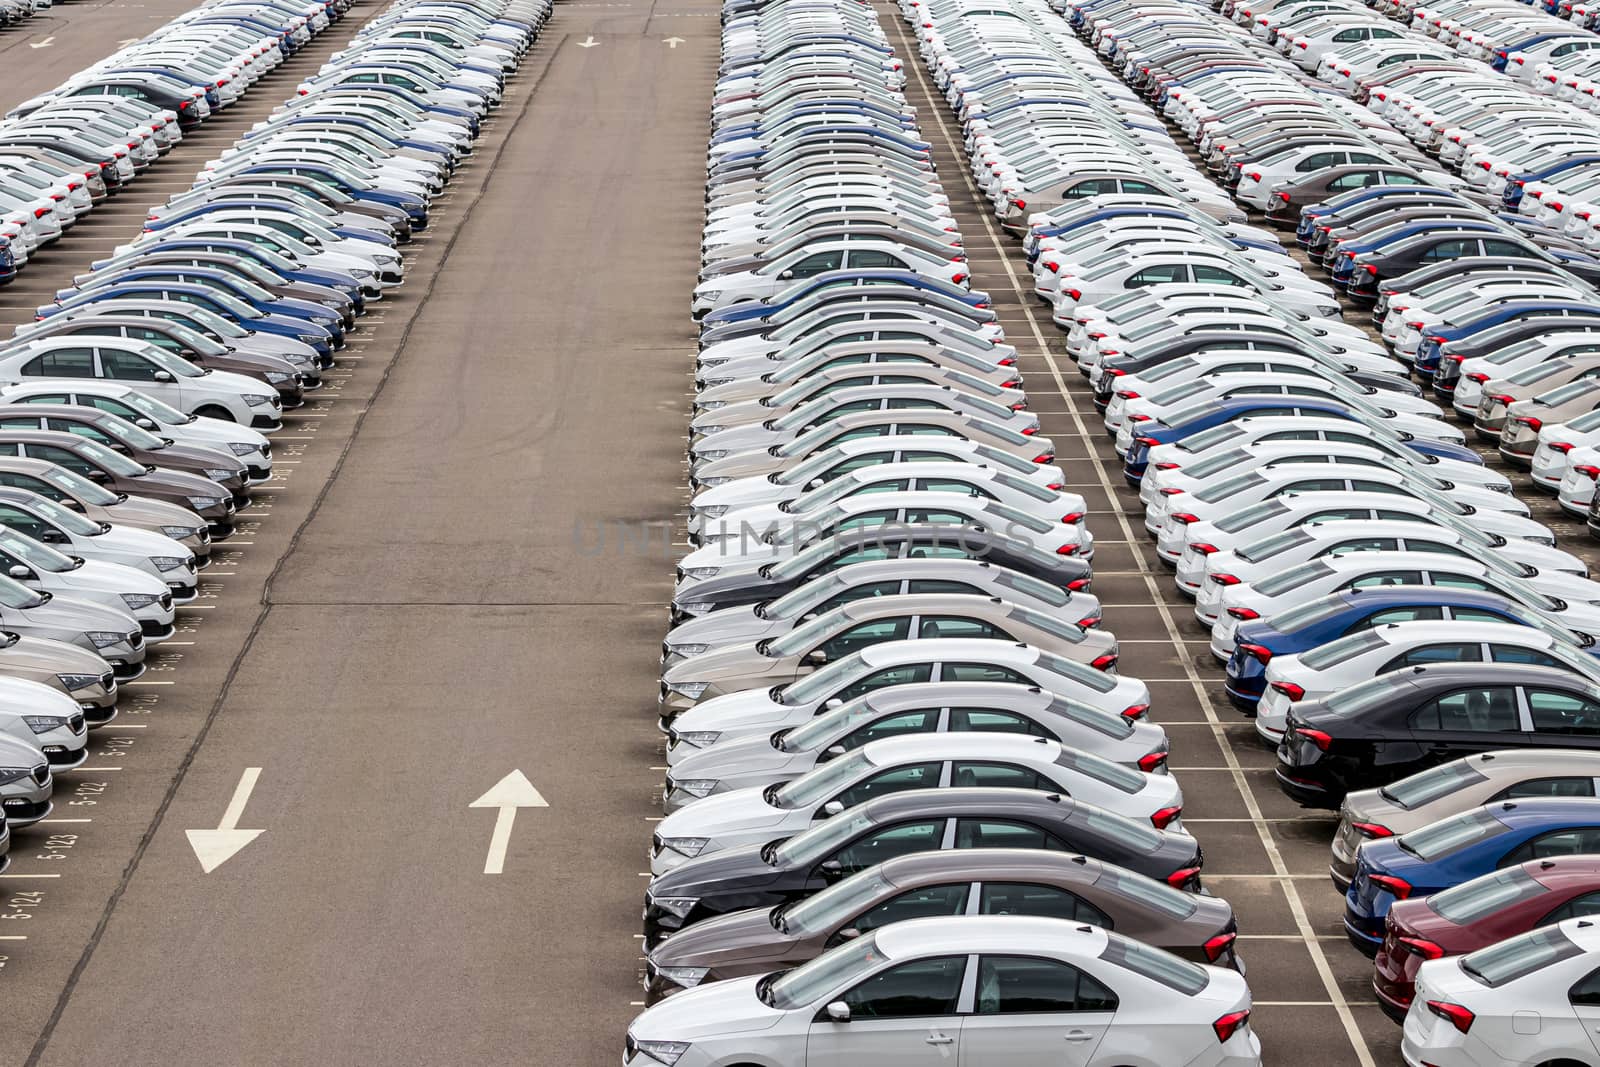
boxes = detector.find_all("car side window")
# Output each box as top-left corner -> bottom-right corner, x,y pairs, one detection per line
1343,607 -> 1444,634
1321,537 -> 1401,557
980,882 -> 1110,927
1491,645 -> 1566,667
815,580 -> 904,612
954,819 -> 1066,850
819,618 -> 912,661
0,505 -> 49,541
848,250 -> 907,270
905,580 -> 983,596
1410,687 -> 1520,732
918,616 -> 1007,640
1495,777 -> 1597,801
1380,643 -> 1483,672
840,956 -> 967,1019
1547,892 -> 1600,927
915,478 -> 989,497
1347,570 -> 1424,590
950,761 -> 1048,790
789,250 -> 844,277
974,956 -> 1118,1015
11,394 -> 68,406
1527,689 -> 1600,736
1429,575 -> 1498,593
834,711 -> 940,754
1420,239 -> 1476,263
99,350 -> 159,381
1483,239 -> 1537,259
1448,609 -> 1512,624
24,350 -> 95,378
1298,151 -> 1344,170
1126,264 -> 1187,287
1331,27 -> 1366,41
1286,478 -> 1348,493
0,473 -> 55,499
834,884 -> 971,945
46,419 -> 112,444
948,708 -> 1052,738
30,445 -> 93,477
940,662 -> 1030,684
830,820 -> 946,873
834,663 -> 934,702
1191,264 -> 1247,286
831,762 -> 943,808
1502,827 -> 1600,867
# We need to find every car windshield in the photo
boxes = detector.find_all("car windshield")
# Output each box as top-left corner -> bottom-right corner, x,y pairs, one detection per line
763,574 -> 850,621
780,869 -> 896,936
1398,806 -> 1506,862
39,466 -> 118,506
1300,629 -> 1389,670
1194,471 -> 1266,504
767,607 -> 858,658
0,574 -> 42,609
1431,867 -> 1547,925
1237,528 -> 1314,564
1460,925 -> 1584,988
1255,559 -> 1335,597
67,437 -> 147,477
781,652 -> 872,706
1378,759 -> 1489,810
154,320 -> 229,357
783,697 -> 907,752
1035,650 -> 1117,693
1181,448 -> 1254,481
776,449 -> 860,487
775,749 -> 876,807
0,529 -> 73,573
774,808 -> 876,866
142,347 -> 205,379
115,389 -> 192,426
764,931 -> 886,1009
27,497 -> 102,537
791,478 -> 865,515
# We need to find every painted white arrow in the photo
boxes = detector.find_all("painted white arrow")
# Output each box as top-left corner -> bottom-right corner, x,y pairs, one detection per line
27,36 -> 54,48
469,770 -> 547,874
663,36 -> 684,47
577,35 -> 599,47
186,767 -> 264,873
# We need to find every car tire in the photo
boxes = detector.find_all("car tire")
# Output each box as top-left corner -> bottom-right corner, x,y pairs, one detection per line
194,405 -> 236,423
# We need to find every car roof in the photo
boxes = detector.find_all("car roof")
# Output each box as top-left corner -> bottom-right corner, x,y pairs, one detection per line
879,847 -> 1103,887
859,732 -> 1062,764
858,638 -> 1037,669
874,914 -> 1109,959
855,785 -> 1072,819
1406,661 -> 1596,689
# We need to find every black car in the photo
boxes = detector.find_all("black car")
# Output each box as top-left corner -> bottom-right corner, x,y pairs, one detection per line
1316,204 -> 1492,264
1374,257 -> 1578,325
640,787 -> 1204,945
1344,230 -> 1540,299
669,524 -> 1092,624
1277,663 -> 1600,808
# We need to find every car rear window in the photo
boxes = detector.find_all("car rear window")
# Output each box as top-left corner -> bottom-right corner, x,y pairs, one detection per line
1094,867 -> 1199,921
1431,867 -> 1547,925
1461,925 -> 1585,988
1195,471 -> 1266,504
1098,933 -> 1208,995
1035,651 -> 1117,693
1301,630 -> 1389,671
1398,806 -> 1506,863
1215,497 -> 1290,533
1044,695 -> 1134,739
1255,560 -> 1335,597
1379,759 -> 1489,810
1237,528 -> 1314,564
1078,805 -> 1163,852
1269,593 -> 1350,633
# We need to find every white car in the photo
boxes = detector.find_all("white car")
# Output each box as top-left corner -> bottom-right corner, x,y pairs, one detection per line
625,916 -> 1261,1067
0,524 -> 176,638
1530,407 -> 1600,490
664,638 -> 1152,764
692,240 -> 967,317
0,675 -> 88,769
1404,918 -> 1600,1067
1254,619 -> 1599,741
648,733 -> 1183,873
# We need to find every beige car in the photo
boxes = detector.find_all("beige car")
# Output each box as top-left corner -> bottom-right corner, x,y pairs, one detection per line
1473,352 -> 1600,439
1498,377 -> 1600,465
659,592 -> 1119,716
0,630 -> 117,725
0,456 -> 211,562
1330,749 -> 1600,891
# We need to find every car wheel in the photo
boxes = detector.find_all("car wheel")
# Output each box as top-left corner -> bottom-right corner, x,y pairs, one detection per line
194,405 -> 236,423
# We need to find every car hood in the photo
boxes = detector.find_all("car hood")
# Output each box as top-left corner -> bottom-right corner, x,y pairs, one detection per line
672,689 -> 792,738
649,906 -> 804,971
36,557 -> 166,596
628,975 -> 786,1041
0,674 -> 85,717
0,633 -> 109,674
90,525 -> 191,559
673,569 -> 782,612
658,787 -> 793,840
122,466 -> 226,498
666,605 -> 781,652
663,644 -> 794,686
92,495 -> 207,530
17,592 -> 136,633
670,731 -> 793,783
648,841 -> 791,900
144,441 -> 245,474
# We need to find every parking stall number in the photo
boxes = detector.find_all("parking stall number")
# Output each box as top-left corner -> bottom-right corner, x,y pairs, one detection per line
70,782 -> 108,807
34,834 -> 76,862
2,892 -> 44,920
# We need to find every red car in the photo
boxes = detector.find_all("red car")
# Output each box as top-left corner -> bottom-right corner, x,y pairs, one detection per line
1374,856 -> 1600,1021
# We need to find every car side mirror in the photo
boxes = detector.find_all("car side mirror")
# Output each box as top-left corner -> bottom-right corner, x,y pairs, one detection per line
823,744 -> 848,760
62,500 -> 84,513
152,371 -> 174,383
110,444 -> 131,455
806,648 -> 828,666
821,800 -> 845,817
303,235 -> 321,247
7,565 -> 28,580
86,470 -> 110,483
825,1001 -> 850,1023
38,529 -> 66,545
824,698 -> 843,709
778,269 -> 794,280
806,477 -> 824,490
135,418 -> 158,431
819,859 -> 845,880
837,927 -> 862,941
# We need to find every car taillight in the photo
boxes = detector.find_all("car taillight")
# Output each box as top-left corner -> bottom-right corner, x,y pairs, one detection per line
1351,821 -> 1392,838
1090,653 -> 1117,671
1360,863 -> 1417,900
1486,394 -> 1516,405
1033,453 -> 1053,464
1227,607 -> 1260,621
1400,936 -> 1445,960
1149,804 -> 1182,829
1445,354 -> 1467,364
1276,191 -> 1291,203
31,207 -> 47,219
1122,704 -> 1149,720
1056,544 -> 1080,556
1066,288 -> 1081,301
1238,642 -> 1271,663
1138,751 -> 1168,773
1078,615 -> 1101,629
1020,426 -> 1037,436
951,273 -> 967,285
1135,436 -> 1160,448
1246,171 -> 1261,181
1295,727 -> 1333,751
1271,681 -> 1306,701
1009,198 -> 1027,211
1153,462 -> 1179,471
1166,866 -> 1201,889
1067,578 -> 1091,592
1426,1001 -> 1473,1034
1203,931 -> 1237,962
1575,465 -> 1600,480
178,100 -> 191,110
999,357 -> 1017,367
1043,260 -> 1059,272
1212,1008 -> 1250,1044
1515,416 -> 1544,432
1363,264 -> 1379,275
1406,321 -> 1426,331
1160,487 -> 1184,497
1210,573 -> 1241,586
1465,372 -> 1490,383
1061,512 -> 1084,524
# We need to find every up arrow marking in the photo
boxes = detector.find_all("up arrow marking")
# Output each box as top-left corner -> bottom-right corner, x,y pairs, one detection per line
470,770 -> 547,874
664,36 -> 684,47
186,768 -> 265,873
577,35 -> 599,47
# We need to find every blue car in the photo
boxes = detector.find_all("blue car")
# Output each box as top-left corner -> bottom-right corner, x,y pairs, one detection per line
697,270 -> 990,327
56,267 -> 344,343
1294,186 -> 1460,246
1225,588 -> 1600,709
1414,300 -> 1600,380
215,162 -> 428,227
38,282 -> 334,358
1119,397 -> 1480,482
1503,154 -> 1600,209
1345,799 -> 1600,953
140,198 -> 388,247
1328,221 -> 1503,287
93,237 -> 363,311
1030,206 -> 1286,263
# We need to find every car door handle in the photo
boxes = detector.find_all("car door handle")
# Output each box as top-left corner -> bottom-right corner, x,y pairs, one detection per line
925,1034 -> 953,1046
1065,1031 -> 1094,1042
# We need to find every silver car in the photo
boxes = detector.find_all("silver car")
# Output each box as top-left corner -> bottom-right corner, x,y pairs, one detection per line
0,732 -> 51,826
0,572 -> 144,677
661,593 -> 1120,715
0,676 -> 87,770
663,681 -> 1171,812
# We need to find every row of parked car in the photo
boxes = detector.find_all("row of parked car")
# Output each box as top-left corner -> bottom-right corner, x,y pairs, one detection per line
621,2 -> 1275,1066
963,0 -> 1600,1059
0,0 -> 544,907
0,0 -> 50,30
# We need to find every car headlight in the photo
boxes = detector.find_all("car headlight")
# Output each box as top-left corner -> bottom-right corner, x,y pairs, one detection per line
298,333 -> 323,343
696,400 -> 727,412
700,377 -> 734,389
671,779 -> 719,799
313,316 -> 336,327
119,593 -> 160,610
677,602 -> 713,616
0,767 -> 31,786
84,631 -> 127,648
150,556 -> 189,572
160,525 -> 202,540
683,568 -> 720,580
56,673 -> 101,692
226,442 -> 260,457
698,290 -> 723,301
187,496 -> 224,509
204,468 -> 237,481
655,967 -> 710,989
695,450 -> 730,460
351,267 -> 375,279
699,356 -> 728,368
243,394 -> 276,408
633,1039 -> 691,1066
264,372 -> 292,384
695,426 -> 724,436
698,477 -> 730,488
22,715 -> 67,733
649,896 -> 700,919
320,299 -> 343,309
668,682 -> 709,701
673,731 -> 721,748
667,643 -> 708,657
658,837 -> 708,858
697,505 -> 730,519
1317,305 -> 1340,317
